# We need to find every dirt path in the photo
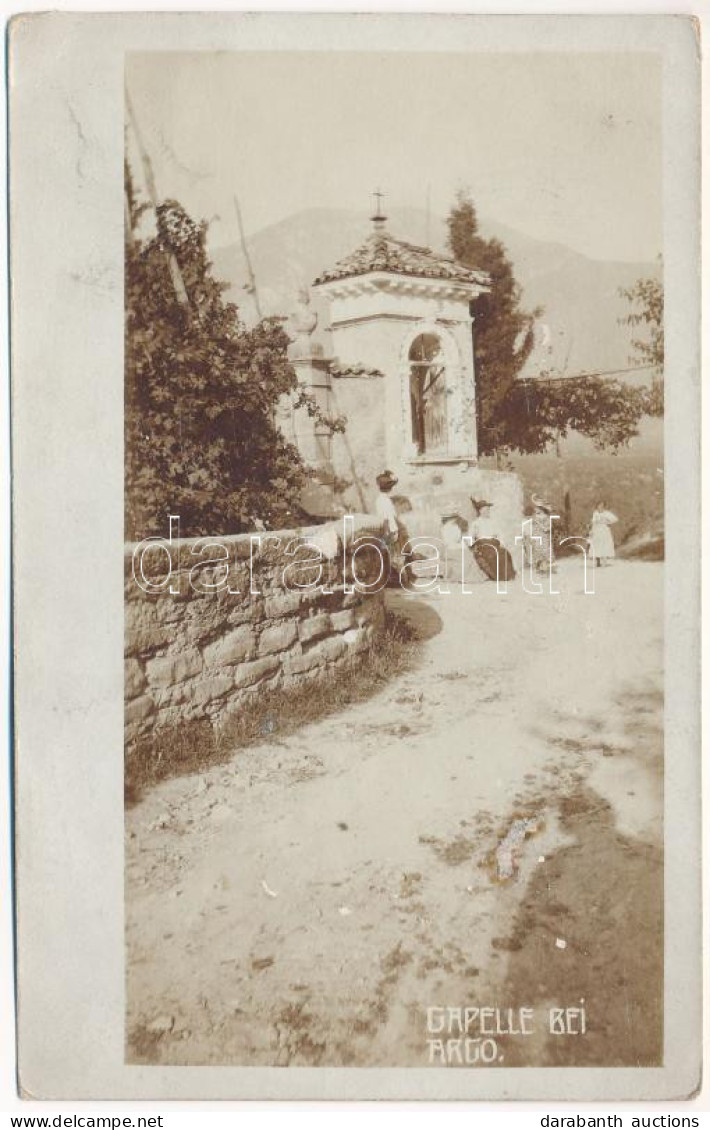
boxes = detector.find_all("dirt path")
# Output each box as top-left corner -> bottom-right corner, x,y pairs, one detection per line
126,560 -> 663,1067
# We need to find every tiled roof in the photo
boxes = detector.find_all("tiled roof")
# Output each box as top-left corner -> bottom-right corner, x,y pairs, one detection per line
313,231 -> 489,287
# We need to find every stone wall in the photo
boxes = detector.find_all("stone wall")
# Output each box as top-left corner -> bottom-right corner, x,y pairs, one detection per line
125,517 -> 386,746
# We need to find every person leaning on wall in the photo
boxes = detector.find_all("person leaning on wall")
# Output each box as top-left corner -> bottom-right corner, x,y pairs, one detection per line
373,469 -> 415,588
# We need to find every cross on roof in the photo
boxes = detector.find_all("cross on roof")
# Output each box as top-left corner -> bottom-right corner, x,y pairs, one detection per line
371,188 -> 387,222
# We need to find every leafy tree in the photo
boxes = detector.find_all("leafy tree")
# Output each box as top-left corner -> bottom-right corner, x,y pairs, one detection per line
446,190 -> 649,456
125,165 -> 336,540
502,375 -> 649,454
619,261 -> 664,415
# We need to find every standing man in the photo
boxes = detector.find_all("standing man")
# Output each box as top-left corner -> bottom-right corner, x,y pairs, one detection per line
525,493 -> 557,575
375,469 -> 400,558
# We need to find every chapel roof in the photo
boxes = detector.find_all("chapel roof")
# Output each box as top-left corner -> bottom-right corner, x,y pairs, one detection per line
313,228 -> 490,289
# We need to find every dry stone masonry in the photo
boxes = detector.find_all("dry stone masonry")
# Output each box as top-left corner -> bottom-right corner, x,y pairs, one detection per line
125,517 -> 386,745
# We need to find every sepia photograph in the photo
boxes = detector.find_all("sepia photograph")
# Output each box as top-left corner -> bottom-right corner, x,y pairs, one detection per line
124,48 -> 667,1070
7,10 -> 701,1106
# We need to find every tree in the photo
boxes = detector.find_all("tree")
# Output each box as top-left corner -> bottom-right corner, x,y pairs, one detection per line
125,165 -> 335,540
446,190 -> 649,456
447,191 -> 539,453
501,375 -> 651,455
619,261 -> 664,415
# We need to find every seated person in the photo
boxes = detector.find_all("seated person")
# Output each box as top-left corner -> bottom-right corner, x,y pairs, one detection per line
469,498 -> 516,582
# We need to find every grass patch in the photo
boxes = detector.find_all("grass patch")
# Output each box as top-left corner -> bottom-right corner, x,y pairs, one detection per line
125,610 -> 418,806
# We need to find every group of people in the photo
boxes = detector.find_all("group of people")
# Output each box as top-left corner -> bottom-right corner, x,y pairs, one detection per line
374,469 -> 619,587
522,493 -> 619,572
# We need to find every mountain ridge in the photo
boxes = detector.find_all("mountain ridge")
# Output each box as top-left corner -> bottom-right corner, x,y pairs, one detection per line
209,207 -> 659,377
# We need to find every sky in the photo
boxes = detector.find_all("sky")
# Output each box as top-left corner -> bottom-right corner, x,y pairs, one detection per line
126,51 -> 662,263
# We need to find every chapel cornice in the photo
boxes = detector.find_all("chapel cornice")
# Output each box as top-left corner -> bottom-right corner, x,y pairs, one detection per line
313,230 -> 490,295
315,270 -> 485,303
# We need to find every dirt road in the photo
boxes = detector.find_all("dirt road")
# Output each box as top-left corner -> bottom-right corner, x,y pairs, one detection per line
126,560 -> 663,1067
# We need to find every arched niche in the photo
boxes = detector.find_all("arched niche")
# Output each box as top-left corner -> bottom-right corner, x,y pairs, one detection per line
399,324 -> 461,460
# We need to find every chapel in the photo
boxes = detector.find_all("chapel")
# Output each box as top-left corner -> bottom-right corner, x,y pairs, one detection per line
281,204 -> 523,541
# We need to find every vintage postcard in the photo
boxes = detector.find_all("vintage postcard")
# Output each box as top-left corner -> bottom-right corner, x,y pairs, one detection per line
11,13 -> 701,1101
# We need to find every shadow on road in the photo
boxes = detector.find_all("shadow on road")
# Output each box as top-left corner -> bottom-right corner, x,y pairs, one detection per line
497,685 -> 663,1067
385,590 -> 444,642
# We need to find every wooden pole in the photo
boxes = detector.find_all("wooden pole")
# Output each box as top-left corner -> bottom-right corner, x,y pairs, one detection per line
233,194 -> 263,321
125,88 -> 190,309
124,190 -> 134,246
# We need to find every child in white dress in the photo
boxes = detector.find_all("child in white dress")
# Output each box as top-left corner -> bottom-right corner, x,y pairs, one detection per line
589,501 -> 619,566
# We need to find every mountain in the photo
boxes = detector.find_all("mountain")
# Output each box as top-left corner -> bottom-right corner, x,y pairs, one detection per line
209,207 -> 659,378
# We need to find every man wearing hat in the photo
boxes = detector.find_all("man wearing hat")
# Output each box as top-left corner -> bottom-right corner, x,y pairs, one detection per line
374,470 -> 405,584
375,470 -> 399,539
525,493 -> 556,574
